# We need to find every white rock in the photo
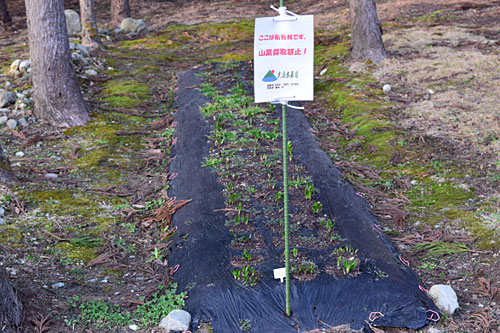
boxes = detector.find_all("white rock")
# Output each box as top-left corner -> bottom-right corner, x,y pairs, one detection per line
44,173 -> 58,179
319,68 -> 328,76
19,60 -> 30,72
158,309 -> 191,332
64,9 -> 81,36
427,89 -> 435,95
428,284 -> 459,315
84,69 -> 98,76
15,151 -> 25,157
0,207 -> 4,216
10,59 -> 21,71
120,18 -> 149,34
129,324 -> 139,331
51,282 -> 65,289
6,119 -> 17,129
383,84 -> 392,93
0,116 -> 7,124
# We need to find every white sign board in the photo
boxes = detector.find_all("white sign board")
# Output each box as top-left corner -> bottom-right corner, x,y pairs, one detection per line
254,15 -> 314,103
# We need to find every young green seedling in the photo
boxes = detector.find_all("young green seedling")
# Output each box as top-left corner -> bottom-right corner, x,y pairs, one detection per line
312,201 -> 322,214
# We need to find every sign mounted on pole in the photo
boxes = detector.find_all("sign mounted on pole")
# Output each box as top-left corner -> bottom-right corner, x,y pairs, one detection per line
254,14 -> 314,103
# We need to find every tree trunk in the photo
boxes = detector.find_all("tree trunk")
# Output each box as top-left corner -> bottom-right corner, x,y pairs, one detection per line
0,145 -> 16,185
25,0 -> 90,128
0,267 -> 22,332
110,0 -> 130,27
0,0 -> 12,26
349,0 -> 387,63
79,0 -> 102,52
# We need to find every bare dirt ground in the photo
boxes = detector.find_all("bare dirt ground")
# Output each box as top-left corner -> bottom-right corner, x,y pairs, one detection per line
0,0 -> 499,332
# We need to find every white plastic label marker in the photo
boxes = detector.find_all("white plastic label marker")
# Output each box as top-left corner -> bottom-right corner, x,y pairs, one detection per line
273,267 -> 287,283
254,14 -> 314,103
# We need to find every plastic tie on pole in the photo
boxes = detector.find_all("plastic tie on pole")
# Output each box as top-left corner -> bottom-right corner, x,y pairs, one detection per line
271,98 -> 304,110
270,5 -> 298,21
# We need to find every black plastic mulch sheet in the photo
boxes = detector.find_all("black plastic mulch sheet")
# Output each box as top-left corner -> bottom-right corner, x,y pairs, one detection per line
167,67 -> 440,332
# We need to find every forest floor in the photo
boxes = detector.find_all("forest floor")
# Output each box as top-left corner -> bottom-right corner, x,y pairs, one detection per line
0,0 -> 499,332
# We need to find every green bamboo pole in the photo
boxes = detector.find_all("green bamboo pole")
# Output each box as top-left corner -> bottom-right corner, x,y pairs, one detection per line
282,101 -> 291,317
280,0 -> 291,318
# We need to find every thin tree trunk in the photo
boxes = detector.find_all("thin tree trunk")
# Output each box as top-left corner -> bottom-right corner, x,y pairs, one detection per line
0,0 -> 12,26
79,0 -> 102,52
25,0 -> 90,127
349,0 -> 387,63
0,267 -> 22,333
110,0 -> 130,27
0,145 -> 16,185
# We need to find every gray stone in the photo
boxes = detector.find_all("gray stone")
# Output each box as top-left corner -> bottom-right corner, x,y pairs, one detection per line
0,89 -> 17,107
113,28 -> 123,35
0,218 -> 5,225
0,116 -> 7,125
159,309 -> 191,332
6,119 -> 17,129
0,108 -> 9,114
0,207 -> 4,216
19,60 -> 30,72
72,52 -> 88,66
69,42 -> 77,50
84,69 -> 98,76
18,118 -> 27,127
64,9 -> 81,36
120,18 -> 149,34
76,44 -> 90,58
428,284 -> 459,315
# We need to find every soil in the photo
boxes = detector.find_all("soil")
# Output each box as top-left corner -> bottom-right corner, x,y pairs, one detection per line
0,0 -> 499,332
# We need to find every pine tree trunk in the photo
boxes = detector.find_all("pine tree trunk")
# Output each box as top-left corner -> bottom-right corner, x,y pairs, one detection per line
79,0 -> 102,52
111,0 -> 130,27
349,0 -> 387,63
0,0 -> 12,26
0,145 -> 16,185
0,267 -> 22,333
25,0 -> 90,127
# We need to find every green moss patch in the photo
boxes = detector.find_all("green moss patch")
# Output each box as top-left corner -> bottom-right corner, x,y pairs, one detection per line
101,80 -> 151,108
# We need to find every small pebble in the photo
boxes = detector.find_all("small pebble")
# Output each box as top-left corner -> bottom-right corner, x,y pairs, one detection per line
44,173 -> 58,179
129,324 -> 139,331
383,84 -> 392,93
51,282 -> 65,289
0,116 -> 7,124
6,119 -> 17,129
0,218 -> 5,225
0,207 -> 5,216
15,151 -> 25,157
18,118 -> 28,126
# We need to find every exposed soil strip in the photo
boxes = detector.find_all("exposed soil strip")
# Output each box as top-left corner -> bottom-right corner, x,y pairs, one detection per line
168,66 -> 438,331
